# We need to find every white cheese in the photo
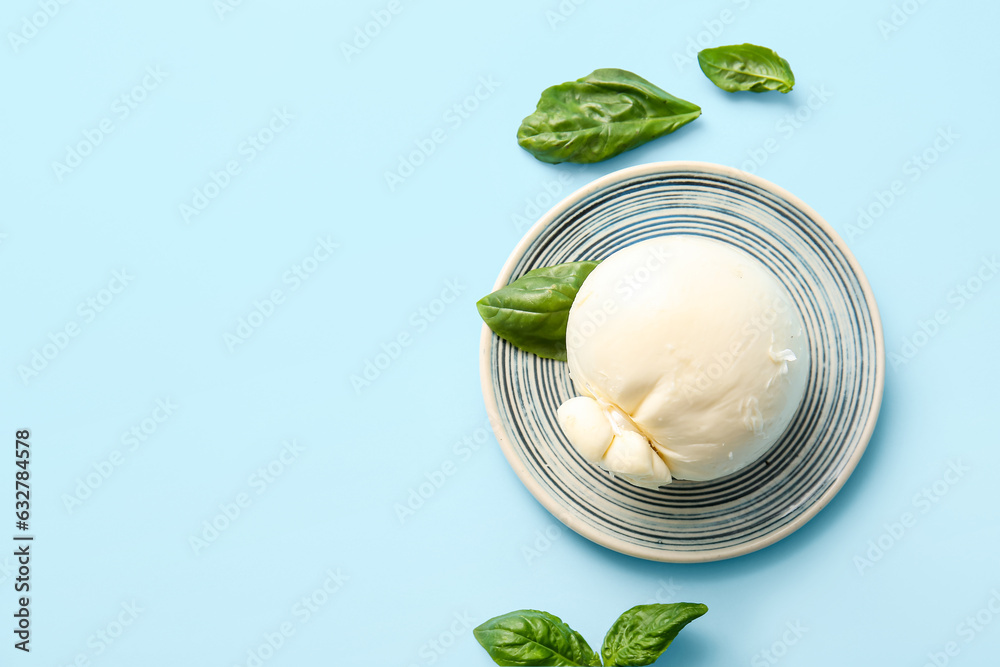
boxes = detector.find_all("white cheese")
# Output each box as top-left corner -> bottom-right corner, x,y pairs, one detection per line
557,236 -> 808,487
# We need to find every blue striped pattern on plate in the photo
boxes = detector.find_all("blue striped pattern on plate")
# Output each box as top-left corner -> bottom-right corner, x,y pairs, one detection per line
479,162 -> 884,563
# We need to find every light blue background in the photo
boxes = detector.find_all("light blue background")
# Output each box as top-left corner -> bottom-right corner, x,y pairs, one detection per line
3,0 -> 998,665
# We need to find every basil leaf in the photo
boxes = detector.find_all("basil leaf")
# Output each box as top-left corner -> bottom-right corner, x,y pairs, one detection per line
474,609 -> 602,666
477,261 -> 599,361
698,44 -> 795,93
601,603 -> 708,666
517,68 -> 701,164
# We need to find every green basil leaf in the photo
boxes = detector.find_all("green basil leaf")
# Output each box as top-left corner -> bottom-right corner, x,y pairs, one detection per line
601,602 -> 708,666
517,68 -> 701,164
697,44 -> 795,93
474,609 -> 602,666
477,261 -> 600,361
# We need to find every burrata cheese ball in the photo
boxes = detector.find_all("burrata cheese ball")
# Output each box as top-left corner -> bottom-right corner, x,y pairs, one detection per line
556,235 -> 808,488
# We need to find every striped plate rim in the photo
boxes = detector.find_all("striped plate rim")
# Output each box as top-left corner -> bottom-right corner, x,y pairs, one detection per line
479,161 -> 885,563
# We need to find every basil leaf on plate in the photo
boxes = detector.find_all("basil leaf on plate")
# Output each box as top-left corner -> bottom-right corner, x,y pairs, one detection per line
474,609 -> 602,666
697,44 -> 795,93
477,261 -> 600,361
601,603 -> 708,666
517,68 -> 701,164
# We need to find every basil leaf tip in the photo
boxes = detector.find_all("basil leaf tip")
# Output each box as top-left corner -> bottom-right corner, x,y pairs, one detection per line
601,602 -> 708,666
697,43 -> 795,93
477,260 -> 600,361
517,68 -> 701,164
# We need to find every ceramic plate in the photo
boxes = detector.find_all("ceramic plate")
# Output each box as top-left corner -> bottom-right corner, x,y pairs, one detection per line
479,161 -> 884,563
